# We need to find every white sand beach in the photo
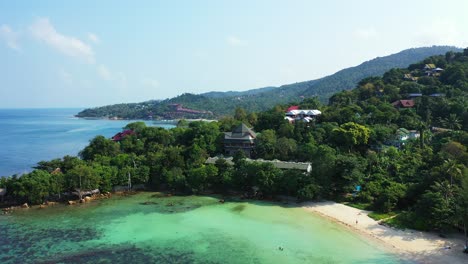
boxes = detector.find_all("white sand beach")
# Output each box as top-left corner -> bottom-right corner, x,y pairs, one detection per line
302,201 -> 467,264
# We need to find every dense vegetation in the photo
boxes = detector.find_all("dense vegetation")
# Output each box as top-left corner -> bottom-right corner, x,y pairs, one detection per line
77,46 -> 460,119
2,49 -> 468,247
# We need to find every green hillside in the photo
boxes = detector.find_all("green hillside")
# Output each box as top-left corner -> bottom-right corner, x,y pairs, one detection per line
3,48 -> 468,241
76,46 -> 461,119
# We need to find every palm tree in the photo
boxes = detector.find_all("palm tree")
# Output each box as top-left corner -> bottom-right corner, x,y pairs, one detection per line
444,159 -> 462,187
439,114 -> 462,130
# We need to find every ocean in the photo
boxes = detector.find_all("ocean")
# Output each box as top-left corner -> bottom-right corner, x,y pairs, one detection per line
0,108 -> 174,177
0,109 -> 408,263
0,193 -> 407,263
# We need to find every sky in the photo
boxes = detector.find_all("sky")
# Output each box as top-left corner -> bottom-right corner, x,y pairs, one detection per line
1,0 -> 468,108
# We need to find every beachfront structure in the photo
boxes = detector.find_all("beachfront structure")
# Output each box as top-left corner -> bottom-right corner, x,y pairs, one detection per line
285,106 -> 322,123
206,157 -> 312,173
224,123 -> 257,158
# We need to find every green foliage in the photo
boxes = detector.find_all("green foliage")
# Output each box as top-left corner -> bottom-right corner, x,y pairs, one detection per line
373,182 -> 407,213
66,165 -> 100,192
124,121 -> 147,133
331,122 -> 370,149
3,47 -> 468,240
79,135 -> 120,161
298,184 -> 321,201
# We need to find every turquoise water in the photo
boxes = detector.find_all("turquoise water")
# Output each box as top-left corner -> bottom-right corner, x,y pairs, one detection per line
0,193 -> 407,263
0,109 -> 174,177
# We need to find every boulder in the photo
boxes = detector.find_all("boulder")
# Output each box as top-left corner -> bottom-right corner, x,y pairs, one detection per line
68,200 -> 76,205
21,203 -> 29,209
39,204 -> 47,209
84,196 -> 92,202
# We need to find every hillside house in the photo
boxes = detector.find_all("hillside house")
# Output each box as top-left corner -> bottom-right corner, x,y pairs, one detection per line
423,64 -> 436,71
391,100 -> 415,109
285,107 -> 322,123
403,74 -> 418,82
112,130 -> 135,141
385,128 -> 420,148
224,123 -> 256,157
423,64 -> 444,76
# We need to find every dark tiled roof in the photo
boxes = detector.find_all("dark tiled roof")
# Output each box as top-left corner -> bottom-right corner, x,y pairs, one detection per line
225,123 -> 256,139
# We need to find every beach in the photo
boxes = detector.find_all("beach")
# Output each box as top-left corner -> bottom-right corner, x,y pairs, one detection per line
302,201 -> 467,264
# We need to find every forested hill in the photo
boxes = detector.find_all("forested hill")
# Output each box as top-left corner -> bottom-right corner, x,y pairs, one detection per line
2,48 -> 468,241
76,46 -> 461,119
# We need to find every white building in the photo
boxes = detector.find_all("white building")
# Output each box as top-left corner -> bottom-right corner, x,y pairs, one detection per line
285,109 -> 322,123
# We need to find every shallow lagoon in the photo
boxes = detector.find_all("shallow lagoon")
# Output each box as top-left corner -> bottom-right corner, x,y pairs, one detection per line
0,193 -> 407,263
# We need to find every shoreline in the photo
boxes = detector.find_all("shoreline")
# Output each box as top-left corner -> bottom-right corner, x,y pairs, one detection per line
74,116 -> 217,123
302,201 -> 466,264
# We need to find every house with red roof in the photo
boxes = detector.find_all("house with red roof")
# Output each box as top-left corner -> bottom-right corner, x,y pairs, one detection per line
391,100 -> 415,109
112,130 -> 135,141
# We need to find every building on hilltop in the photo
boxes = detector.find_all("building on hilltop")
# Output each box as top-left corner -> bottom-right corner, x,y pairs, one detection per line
224,123 -> 256,157
285,107 -> 322,123
423,64 -> 444,76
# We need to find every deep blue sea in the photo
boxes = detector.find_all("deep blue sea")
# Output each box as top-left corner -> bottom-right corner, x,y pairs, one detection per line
0,108 -> 175,177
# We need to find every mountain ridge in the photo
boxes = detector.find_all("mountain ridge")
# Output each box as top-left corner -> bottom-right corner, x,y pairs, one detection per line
77,45 -> 462,119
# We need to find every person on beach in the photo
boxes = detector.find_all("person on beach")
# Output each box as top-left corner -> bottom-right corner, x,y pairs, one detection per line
356,219 -> 358,225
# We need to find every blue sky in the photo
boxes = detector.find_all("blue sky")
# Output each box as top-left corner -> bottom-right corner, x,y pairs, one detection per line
1,0 -> 468,108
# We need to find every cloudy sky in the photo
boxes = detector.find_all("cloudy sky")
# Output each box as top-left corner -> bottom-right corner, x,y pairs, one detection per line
1,0 -> 468,108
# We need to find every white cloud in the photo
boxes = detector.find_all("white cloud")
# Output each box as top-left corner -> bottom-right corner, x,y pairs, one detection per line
88,33 -> 100,44
141,78 -> 159,88
416,18 -> 468,47
226,35 -> 247,47
58,69 -> 73,84
30,18 -> 95,63
0,24 -> 20,50
354,28 -> 378,40
97,64 -> 112,80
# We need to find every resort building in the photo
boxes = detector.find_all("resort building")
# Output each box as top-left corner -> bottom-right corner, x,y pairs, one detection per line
224,123 -> 257,157
285,106 -> 322,123
206,157 -> 312,173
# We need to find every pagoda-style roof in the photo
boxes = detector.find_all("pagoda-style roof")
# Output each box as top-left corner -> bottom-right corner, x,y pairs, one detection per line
225,123 -> 256,142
